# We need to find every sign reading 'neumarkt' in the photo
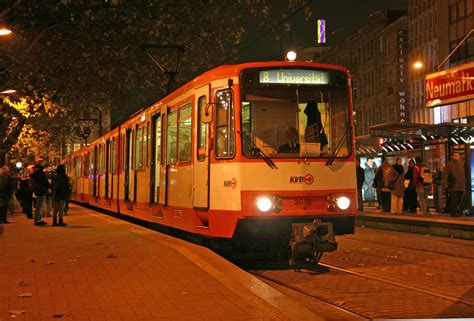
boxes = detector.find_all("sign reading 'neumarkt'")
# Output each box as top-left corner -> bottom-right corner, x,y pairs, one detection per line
425,61 -> 474,108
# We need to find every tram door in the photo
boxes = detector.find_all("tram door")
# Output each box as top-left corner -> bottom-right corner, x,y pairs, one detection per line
105,140 -> 109,200
158,112 -> 168,205
150,113 -> 162,204
124,129 -> 132,203
193,85 -> 210,209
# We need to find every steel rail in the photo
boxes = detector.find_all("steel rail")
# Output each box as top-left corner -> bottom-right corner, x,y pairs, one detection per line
319,262 -> 474,307
250,271 -> 371,320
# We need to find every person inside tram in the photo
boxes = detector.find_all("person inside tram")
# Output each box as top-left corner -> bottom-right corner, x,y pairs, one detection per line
303,101 -> 328,150
278,127 -> 300,153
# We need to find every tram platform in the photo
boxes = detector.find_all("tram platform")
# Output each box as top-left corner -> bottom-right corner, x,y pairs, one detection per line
358,205 -> 474,240
0,205 -> 323,321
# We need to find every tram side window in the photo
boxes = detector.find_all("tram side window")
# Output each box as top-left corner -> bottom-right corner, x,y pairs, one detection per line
197,96 -> 207,161
75,157 -> 80,178
111,138 -> 116,173
215,89 -> 235,158
83,155 -> 89,178
167,110 -> 178,164
135,126 -> 145,169
178,103 -> 192,162
89,152 -> 94,177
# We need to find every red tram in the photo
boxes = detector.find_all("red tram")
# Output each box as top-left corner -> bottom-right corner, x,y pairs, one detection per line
65,61 -> 357,257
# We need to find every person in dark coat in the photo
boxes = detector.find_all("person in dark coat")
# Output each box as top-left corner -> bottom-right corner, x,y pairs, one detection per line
356,159 -> 365,211
403,159 -> 417,213
0,166 -> 11,224
30,162 -> 50,226
390,158 -> 405,214
17,172 -> 33,219
52,165 -> 71,226
442,153 -> 466,217
304,102 -> 328,149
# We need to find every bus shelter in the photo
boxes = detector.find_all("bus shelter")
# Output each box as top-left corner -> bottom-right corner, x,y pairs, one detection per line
367,122 -> 474,211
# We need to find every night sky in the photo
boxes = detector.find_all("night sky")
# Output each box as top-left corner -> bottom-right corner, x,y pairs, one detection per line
238,0 -> 408,62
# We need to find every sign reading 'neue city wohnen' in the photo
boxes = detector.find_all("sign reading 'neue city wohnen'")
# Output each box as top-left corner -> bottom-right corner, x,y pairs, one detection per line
425,61 -> 474,108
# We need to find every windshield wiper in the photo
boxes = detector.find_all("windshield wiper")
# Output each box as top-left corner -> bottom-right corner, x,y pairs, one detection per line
238,131 -> 278,170
326,123 -> 350,166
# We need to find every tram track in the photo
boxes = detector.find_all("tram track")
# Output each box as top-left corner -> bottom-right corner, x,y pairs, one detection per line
344,233 -> 474,261
319,262 -> 474,307
245,256 -> 474,320
249,270 -> 371,320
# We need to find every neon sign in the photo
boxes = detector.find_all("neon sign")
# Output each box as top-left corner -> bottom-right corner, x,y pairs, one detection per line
259,70 -> 329,85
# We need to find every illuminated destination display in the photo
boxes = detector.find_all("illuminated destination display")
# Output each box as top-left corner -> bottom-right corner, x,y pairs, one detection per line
259,69 -> 329,85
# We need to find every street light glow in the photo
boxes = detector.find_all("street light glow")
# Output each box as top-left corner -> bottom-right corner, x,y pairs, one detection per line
0,28 -> 12,36
0,89 -> 16,94
413,60 -> 423,69
286,51 -> 297,61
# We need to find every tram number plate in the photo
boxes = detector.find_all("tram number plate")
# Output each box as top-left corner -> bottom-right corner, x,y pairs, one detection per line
285,197 -> 316,210
294,198 -> 312,206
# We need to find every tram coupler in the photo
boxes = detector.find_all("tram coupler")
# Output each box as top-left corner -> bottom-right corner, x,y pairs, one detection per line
289,219 -> 338,271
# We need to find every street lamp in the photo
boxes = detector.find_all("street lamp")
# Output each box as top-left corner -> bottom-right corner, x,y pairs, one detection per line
0,89 -> 16,94
286,50 -> 297,61
0,28 -> 12,36
412,43 -> 440,71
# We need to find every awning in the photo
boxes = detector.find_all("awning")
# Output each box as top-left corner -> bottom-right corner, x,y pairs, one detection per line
369,122 -> 474,142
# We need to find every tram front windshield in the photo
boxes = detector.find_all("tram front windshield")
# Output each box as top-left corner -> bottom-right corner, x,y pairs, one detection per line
240,67 -> 352,159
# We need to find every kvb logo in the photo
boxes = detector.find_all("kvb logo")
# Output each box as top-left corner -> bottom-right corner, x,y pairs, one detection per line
289,174 -> 314,185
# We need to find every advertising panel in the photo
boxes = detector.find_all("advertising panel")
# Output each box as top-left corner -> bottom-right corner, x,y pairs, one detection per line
425,61 -> 474,108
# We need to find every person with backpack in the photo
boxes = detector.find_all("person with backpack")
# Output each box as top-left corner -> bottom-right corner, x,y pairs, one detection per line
389,158 -> 405,214
51,165 -> 71,226
413,156 -> 429,215
442,153 -> 465,217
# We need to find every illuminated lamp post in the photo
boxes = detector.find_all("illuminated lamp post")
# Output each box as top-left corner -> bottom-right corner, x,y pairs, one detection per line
0,28 -> 12,36
286,50 -> 297,61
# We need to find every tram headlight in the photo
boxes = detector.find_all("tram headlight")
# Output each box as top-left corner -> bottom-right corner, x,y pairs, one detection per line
256,196 -> 273,213
336,196 -> 351,210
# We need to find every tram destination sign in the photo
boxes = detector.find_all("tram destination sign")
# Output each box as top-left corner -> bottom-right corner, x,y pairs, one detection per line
259,69 -> 329,85
425,61 -> 474,108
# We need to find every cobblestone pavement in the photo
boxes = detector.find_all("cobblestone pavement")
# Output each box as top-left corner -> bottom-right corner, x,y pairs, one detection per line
247,227 -> 474,319
0,205 -> 322,321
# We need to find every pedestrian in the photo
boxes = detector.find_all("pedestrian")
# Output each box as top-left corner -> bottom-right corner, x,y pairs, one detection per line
7,170 -> 21,215
29,161 -> 50,226
51,164 -> 71,226
442,153 -> 465,217
356,159 -> 365,211
363,157 -> 378,206
0,166 -> 11,224
390,158 -> 405,214
17,171 -> 33,219
379,160 -> 393,212
403,159 -> 417,213
413,156 -> 428,214
43,165 -> 53,218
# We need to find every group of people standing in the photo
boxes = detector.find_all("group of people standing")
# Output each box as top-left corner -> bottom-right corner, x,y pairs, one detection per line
356,154 -> 466,217
0,160 -> 71,226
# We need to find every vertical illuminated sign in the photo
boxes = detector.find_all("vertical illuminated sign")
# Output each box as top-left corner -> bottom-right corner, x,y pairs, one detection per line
397,29 -> 408,122
317,19 -> 326,44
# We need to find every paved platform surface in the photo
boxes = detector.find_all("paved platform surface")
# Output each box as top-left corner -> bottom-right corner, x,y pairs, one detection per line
0,205 -> 323,321
358,206 -> 474,240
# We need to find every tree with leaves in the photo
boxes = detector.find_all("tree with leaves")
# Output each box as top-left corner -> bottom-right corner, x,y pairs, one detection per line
1,0 -> 311,161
